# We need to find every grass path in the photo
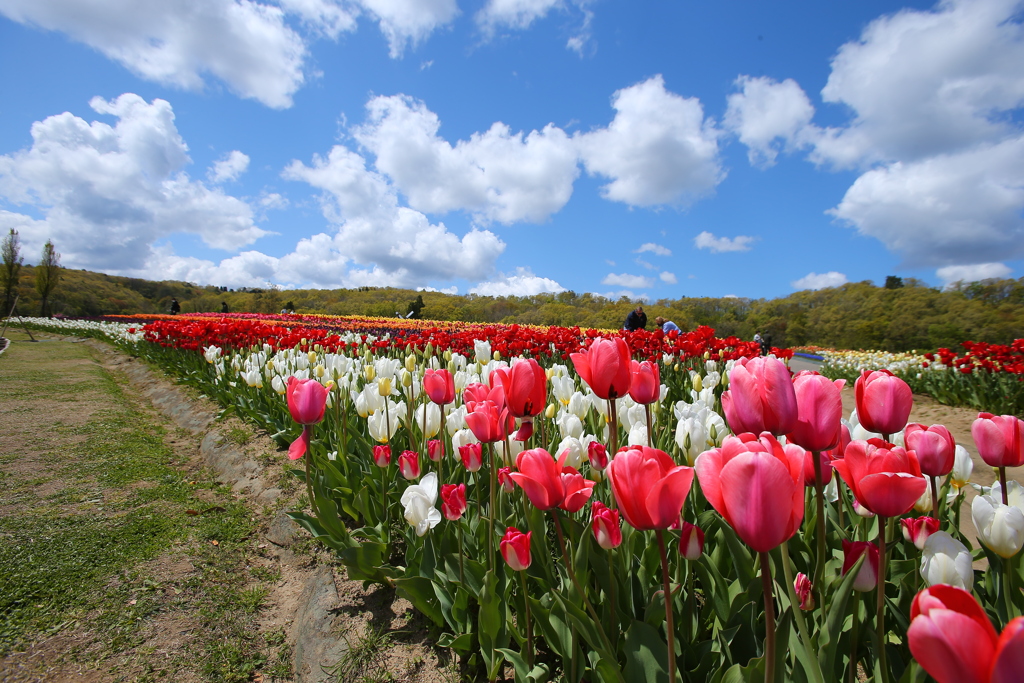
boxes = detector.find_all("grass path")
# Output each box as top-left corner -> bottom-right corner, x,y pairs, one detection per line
0,330 -> 292,681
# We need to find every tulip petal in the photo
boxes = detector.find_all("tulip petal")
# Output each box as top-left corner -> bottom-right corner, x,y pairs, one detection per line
718,451 -> 800,552
694,449 -> 727,518
643,466 -> 694,529
991,617 -> 1024,683
858,471 -> 927,517
288,427 -> 309,460
908,609 -> 995,683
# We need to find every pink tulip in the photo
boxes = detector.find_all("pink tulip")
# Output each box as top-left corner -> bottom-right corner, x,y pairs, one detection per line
423,369 -> 456,405
285,377 -> 330,460
398,450 -> 420,480
832,438 -> 927,517
497,466 -> 514,492
591,501 -> 622,550
802,450 -> 833,487
679,521 -> 704,560
628,360 -> 661,405
459,443 -> 483,472
608,445 -> 694,530
904,423 -> 956,477
492,359 -> 547,418
500,527 -> 532,571
465,399 -> 512,443
427,439 -> 444,462
587,441 -> 609,471
855,369 -> 913,436
560,469 -> 597,513
971,413 -> 1024,468
902,516 -> 940,550
510,448 -> 575,511
570,337 -> 632,400
794,573 -> 814,611
695,432 -> 804,552
441,483 -> 467,521
721,356 -> 798,437
373,444 -> 392,468
788,372 -> 845,452
908,584 -> 1024,683
841,540 -> 879,592
464,381 -> 504,409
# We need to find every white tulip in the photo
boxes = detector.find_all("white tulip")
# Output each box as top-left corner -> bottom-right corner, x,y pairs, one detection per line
972,494 -> 1024,558
271,375 -> 287,395
474,339 -> 492,364
367,401 -> 401,443
921,531 -> 973,591
446,405 -> 467,436
951,445 -> 973,489
415,402 -> 442,439
676,416 -> 709,466
567,392 -> 589,420
401,472 -> 442,537
451,428 -> 479,451
557,411 -> 584,441
550,375 -> 575,406
556,436 -> 585,470
627,422 -> 648,447
988,480 -> 1024,512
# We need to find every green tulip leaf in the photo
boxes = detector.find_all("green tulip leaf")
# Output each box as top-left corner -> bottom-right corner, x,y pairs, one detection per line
624,620 -> 669,683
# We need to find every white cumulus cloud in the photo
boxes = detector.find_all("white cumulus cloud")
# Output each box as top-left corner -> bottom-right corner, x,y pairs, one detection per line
476,0 -> 561,32
693,231 -> 755,253
601,272 -> 654,289
724,75 -> 816,167
936,262 -> 1013,287
354,94 -> 579,224
791,271 -> 849,291
357,0 -> 459,58
576,75 -> 724,207
208,151 -> 250,183
0,94 -> 266,272
659,271 -> 677,284
636,242 -> 671,256
470,267 -> 565,296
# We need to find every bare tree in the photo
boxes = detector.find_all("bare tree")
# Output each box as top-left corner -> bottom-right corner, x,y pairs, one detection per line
1,229 -> 23,316
35,240 -> 61,318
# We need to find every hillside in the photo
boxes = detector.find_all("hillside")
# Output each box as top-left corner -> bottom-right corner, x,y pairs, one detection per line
5,266 -> 1024,352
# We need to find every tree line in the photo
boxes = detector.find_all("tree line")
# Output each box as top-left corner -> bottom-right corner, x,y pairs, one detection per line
3,229 -> 1023,352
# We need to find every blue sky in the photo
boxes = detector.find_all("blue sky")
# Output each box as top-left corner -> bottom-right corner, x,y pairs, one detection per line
1,0 -> 1023,301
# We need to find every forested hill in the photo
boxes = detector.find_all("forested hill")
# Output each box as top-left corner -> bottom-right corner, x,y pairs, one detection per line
6,266 -> 1024,352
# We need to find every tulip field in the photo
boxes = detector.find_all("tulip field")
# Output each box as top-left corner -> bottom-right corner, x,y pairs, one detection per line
15,314 -> 1024,683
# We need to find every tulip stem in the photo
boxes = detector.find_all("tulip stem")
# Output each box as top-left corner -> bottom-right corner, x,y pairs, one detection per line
847,592 -> 861,683
780,542 -> 825,683
381,462 -> 389,531
657,531 -> 677,683
876,515 -> 888,683
302,426 -> 319,518
458,522 -> 465,586
999,466 -> 1009,506
607,398 -> 619,455
812,451 -> 827,620
645,404 -> 653,448
759,551 -> 776,683
487,443 -> 497,570
519,569 -> 534,667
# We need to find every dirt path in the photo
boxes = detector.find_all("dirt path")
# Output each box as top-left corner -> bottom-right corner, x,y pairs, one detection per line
0,331 -> 453,683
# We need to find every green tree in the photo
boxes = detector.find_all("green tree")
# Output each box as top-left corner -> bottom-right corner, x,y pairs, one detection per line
1,229 -> 23,316
35,240 -> 61,318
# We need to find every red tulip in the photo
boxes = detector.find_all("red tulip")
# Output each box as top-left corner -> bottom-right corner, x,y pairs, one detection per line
695,432 -> 804,552
465,400 -> 512,443
628,360 -> 661,405
904,423 -> 956,477
492,359 -> 546,418
464,381 -> 504,408
286,376 -> 329,425
500,527 -> 532,571
373,444 -> 392,468
459,443 -> 483,472
788,371 -> 845,452
441,483 -> 467,520
794,573 -> 814,611
591,501 -> 622,550
802,450 -> 833,487
427,438 -> 444,462
607,445 -> 694,530
423,368 -> 456,405
855,369 -> 912,436
832,438 -> 927,517
497,466 -> 514,492
398,450 -> 420,480
721,356 -> 797,437
971,413 -> 1024,468
679,521 -> 704,560
587,441 -> 609,471
902,516 -> 940,550
841,540 -> 879,592
560,469 -> 597,512
570,337 -> 632,400
908,584 -> 1024,683
510,448 -> 567,511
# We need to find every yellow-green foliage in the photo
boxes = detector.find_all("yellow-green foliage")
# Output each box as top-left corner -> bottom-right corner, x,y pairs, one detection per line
7,267 -> 1024,352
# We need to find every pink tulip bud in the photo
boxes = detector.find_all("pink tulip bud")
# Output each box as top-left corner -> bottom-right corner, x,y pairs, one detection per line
498,466 -> 515,493
591,501 -> 623,550
902,516 -> 940,550
465,400 -> 512,444
842,540 -> 879,592
423,368 -> 456,405
788,371 -> 845,453
570,337 -> 632,400
587,441 -> 609,470
427,439 -> 444,462
459,443 -> 483,472
500,527 -> 532,571
286,376 -> 329,425
373,444 -> 391,468
971,413 -> 1024,468
398,450 -> 420,480
794,572 -> 814,610
904,423 -> 956,477
855,370 -> 913,436
721,356 -> 798,436
560,468 -> 596,513
679,521 -> 704,560
628,360 -> 661,405
441,483 -> 467,521
491,359 -> 547,418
